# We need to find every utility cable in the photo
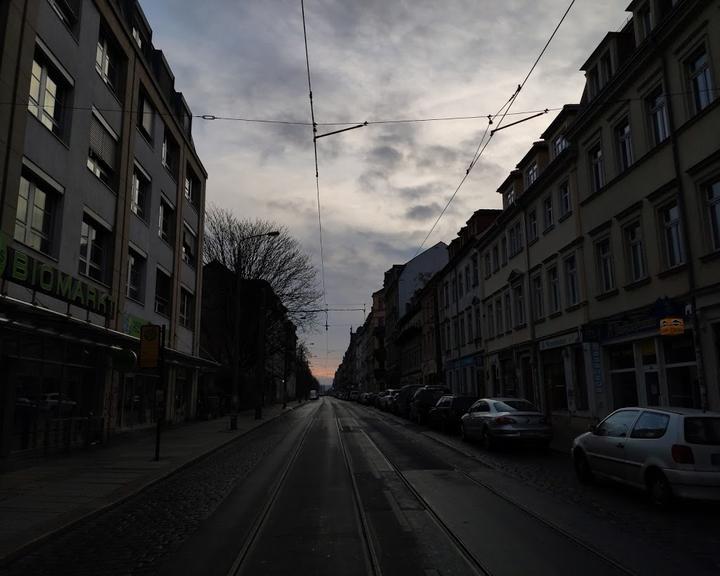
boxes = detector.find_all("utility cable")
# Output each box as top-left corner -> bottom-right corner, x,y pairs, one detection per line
301,0 -> 328,316
415,0 -> 577,255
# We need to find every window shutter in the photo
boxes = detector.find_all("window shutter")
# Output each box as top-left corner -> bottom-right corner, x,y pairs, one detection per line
90,115 -> 117,169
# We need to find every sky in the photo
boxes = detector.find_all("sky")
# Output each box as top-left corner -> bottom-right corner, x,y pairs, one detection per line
142,0 -> 632,386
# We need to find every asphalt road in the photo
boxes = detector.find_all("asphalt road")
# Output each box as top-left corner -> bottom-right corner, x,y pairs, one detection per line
4,397 -> 718,576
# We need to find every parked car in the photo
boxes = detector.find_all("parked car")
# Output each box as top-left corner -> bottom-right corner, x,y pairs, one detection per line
460,398 -> 552,449
409,386 -> 450,424
394,384 -> 422,418
572,407 -> 720,505
429,395 -> 477,433
348,390 -> 360,402
365,392 -> 377,406
378,389 -> 398,411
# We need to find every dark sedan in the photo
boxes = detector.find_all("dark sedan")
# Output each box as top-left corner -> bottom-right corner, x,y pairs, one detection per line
409,386 -> 450,424
428,395 -> 477,433
460,398 -> 552,449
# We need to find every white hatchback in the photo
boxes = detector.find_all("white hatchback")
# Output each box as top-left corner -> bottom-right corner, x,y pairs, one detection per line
572,407 -> 720,504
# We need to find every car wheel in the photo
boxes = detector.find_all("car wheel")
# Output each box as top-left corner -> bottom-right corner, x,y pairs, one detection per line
647,470 -> 673,507
573,449 -> 593,484
481,428 -> 494,451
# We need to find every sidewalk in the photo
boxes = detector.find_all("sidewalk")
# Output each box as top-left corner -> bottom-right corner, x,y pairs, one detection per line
0,403 -> 295,564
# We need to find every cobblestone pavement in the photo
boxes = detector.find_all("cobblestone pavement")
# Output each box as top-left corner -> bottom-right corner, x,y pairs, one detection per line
0,409 -> 307,576
371,406 -> 720,574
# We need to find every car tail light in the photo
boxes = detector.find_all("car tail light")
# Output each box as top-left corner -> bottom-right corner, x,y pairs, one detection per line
494,416 -> 516,426
671,444 -> 694,464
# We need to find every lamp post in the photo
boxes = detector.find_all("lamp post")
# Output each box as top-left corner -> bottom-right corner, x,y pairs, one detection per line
229,230 -> 280,430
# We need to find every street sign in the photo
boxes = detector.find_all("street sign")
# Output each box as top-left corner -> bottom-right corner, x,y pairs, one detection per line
660,317 -> 685,336
139,324 -> 161,369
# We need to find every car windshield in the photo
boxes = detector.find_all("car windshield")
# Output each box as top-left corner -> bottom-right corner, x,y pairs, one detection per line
684,417 -> 720,445
493,400 -> 538,412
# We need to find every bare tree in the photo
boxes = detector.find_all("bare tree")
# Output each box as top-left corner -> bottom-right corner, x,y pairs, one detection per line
204,205 -> 322,329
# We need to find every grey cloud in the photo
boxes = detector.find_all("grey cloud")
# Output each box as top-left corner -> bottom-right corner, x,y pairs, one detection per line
406,203 -> 443,221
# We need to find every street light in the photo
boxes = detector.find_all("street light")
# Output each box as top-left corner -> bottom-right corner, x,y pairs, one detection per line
230,230 -> 280,429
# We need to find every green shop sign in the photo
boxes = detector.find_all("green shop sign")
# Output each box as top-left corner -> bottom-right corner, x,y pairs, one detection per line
0,233 -> 113,316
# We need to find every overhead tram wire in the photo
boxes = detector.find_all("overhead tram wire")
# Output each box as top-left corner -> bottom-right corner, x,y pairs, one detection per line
300,0 -> 328,330
415,0 -> 578,255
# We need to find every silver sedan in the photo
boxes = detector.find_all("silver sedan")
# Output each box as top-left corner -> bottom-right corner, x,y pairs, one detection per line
460,398 -> 553,449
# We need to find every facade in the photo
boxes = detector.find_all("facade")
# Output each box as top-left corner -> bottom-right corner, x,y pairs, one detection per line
397,299 -> 422,388
0,0 -> 210,460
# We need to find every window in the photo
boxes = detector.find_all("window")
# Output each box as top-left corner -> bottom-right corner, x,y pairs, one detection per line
513,284 -> 525,327
630,412 -> 670,439
466,309 -> 473,342
444,283 -> 449,308
508,227 -> 516,256
126,248 -> 145,302
465,265 -> 471,292
687,47 -> 714,114
87,113 -> 118,187
543,196 -> 554,230
131,165 -> 150,220
589,144 -> 605,193
484,253 -> 491,278
623,222 -> 647,282
48,0 -> 79,30
526,162 -> 538,187
180,288 -> 195,329
95,27 -> 122,94
616,118 -> 633,171
451,278 -> 457,302
14,172 -> 57,255
28,54 -> 66,136
588,66 -> 600,99
501,236 -> 508,265
138,90 -> 154,141
79,214 -> 109,283
184,167 -> 200,207
486,303 -> 495,338
638,4 -> 652,40
647,86 -> 669,145
458,270 -> 464,298
707,179 -> 720,251
528,209 -> 538,241
495,298 -> 503,334
508,222 -> 523,256
600,52 -> 613,87
504,292 -> 512,331
596,410 -> 640,437
474,304 -> 482,340
182,225 -> 197,267
162,128 -> 180,177
155,268 -> 172,317
505,186 -> 515,208
564,255 -> 579,306
471,254 -> 479,286
532,275 -> 544,319
596,237 -> 615,293
548,266 -> 561,313
159,197 -> 175,243
660,201 -> 685,267
553,134 -> 568,157
559,181 -> 571,217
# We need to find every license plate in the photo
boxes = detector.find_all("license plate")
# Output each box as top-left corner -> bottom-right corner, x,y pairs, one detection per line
712,454 -> 720,466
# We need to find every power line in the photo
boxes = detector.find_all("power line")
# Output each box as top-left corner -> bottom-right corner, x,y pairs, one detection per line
300,0 -> 328,317
415,0 -> 578,255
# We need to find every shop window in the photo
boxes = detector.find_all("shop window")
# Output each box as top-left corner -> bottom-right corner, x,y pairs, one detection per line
639,339 -> 657,365
79,213 -> 110,283
14,172 -> 58,256
542,349 -> 567,411
608,345 -> 634,370
574,348 -> 588,411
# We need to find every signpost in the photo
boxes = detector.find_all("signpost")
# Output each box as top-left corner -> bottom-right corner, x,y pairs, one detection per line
140,324 -> 165,461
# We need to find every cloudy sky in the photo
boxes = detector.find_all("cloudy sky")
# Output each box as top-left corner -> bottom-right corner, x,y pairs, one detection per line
142,0 -> 631,385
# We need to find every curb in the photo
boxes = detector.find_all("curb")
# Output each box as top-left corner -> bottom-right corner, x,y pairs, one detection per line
0,404 -> 301,568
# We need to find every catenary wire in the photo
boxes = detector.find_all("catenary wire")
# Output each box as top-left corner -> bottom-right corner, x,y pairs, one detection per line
415,0 -> 578,255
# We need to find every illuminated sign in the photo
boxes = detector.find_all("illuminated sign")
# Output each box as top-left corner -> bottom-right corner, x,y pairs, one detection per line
0,234 -> 112,316
660,317 -> 685,336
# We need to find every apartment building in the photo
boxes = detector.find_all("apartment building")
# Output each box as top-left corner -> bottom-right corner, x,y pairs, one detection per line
0,0 -> 210,460
476,0 -> 719,436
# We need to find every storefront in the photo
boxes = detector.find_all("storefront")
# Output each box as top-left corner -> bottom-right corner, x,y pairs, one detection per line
445,353 -> 483,396
538,331 -> 589,414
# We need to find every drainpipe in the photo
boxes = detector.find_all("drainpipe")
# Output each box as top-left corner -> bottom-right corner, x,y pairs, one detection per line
661,53 -> 707,410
